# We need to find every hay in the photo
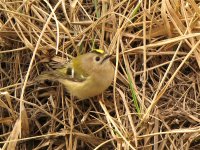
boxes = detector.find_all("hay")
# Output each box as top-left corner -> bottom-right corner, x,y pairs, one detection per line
0,0 -> 200,149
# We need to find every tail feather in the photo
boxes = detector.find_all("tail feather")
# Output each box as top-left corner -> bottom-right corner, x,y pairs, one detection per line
35,71 -> 61,81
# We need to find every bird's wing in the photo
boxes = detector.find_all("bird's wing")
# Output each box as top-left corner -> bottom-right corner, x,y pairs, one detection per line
55,63 -> 88,82
64,63 -> 88,82
36,62 -> 88,82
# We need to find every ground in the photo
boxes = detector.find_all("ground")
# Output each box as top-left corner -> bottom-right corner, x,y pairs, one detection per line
0,0 -> 200,149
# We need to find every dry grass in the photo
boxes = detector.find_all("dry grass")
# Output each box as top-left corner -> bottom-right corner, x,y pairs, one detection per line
0,0 -> 200,149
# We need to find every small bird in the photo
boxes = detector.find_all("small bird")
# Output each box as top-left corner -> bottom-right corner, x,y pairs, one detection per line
37,49 -> 114,99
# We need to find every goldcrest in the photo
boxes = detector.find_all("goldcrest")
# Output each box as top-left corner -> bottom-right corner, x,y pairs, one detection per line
37,50 -> 114,99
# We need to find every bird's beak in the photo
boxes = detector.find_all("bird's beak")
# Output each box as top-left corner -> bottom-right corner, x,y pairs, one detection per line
101,54 -> 112,64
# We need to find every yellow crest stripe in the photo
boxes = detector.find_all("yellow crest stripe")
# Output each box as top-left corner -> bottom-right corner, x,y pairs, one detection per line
92,49 -> 105,54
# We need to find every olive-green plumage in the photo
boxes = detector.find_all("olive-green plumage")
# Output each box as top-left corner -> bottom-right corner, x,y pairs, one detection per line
37,51 -> 114,99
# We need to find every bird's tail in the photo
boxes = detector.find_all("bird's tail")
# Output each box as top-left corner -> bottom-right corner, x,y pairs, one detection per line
35,71 -> 60,82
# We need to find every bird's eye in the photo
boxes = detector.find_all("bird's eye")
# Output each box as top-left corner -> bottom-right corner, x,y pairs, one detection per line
95,56 -> 100,62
